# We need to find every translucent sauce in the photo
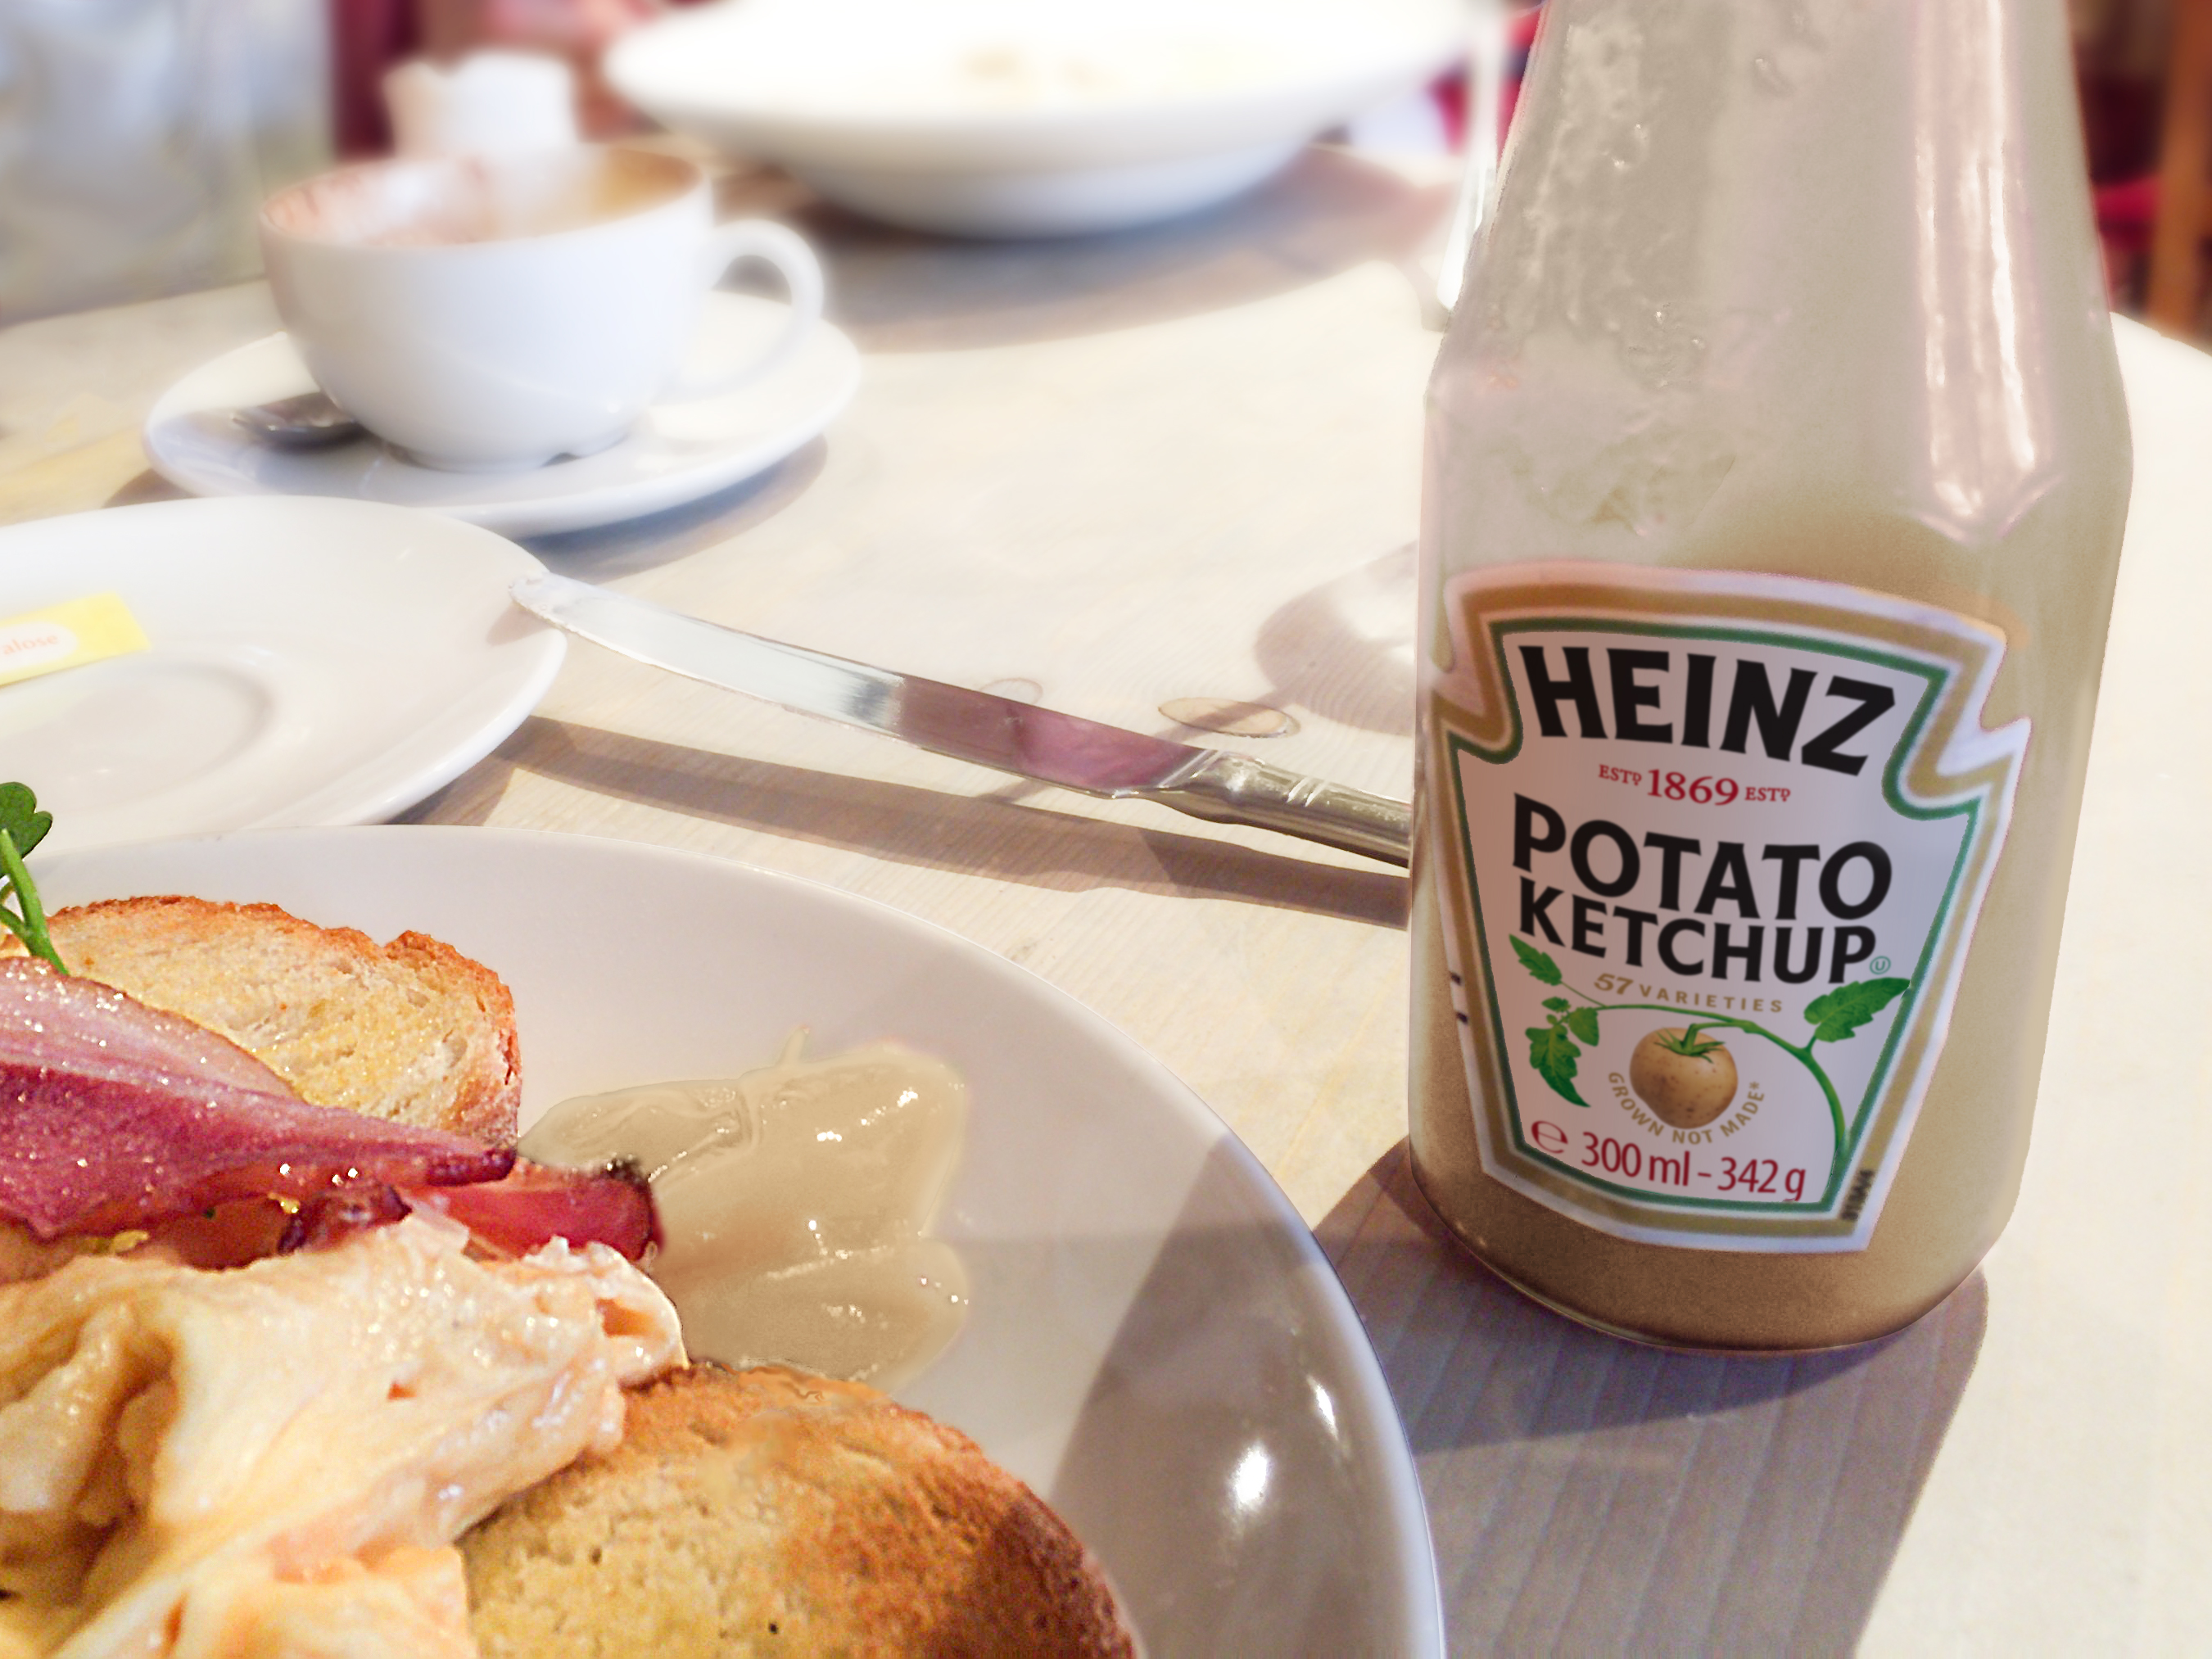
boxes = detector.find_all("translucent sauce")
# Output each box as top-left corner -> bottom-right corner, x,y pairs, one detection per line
521,1037 -> 969,1391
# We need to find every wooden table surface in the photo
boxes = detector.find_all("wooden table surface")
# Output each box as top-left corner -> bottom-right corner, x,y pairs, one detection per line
2,150 -> 2206,1655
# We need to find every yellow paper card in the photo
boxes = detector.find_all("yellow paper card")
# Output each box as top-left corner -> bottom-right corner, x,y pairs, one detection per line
0,594 -> 150,689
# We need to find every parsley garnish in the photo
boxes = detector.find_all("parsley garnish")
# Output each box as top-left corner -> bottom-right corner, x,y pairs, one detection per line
0,783 -> 63,973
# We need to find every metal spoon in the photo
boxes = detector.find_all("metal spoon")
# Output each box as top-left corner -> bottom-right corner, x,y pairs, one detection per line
231,391 -> 363,448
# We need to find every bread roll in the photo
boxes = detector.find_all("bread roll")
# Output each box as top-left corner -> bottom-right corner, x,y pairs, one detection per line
15,895 -> 520,1144
462,1365 -> 1136,1658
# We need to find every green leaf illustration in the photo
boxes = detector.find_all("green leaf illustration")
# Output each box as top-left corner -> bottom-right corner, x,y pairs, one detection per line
1526,1021 -> 1586,1106
1512,936 -> 1563,988
0,784 -> 50,861
1664,1024 -> 1725,1058
1566,1005 -> 1601,1045
1803,976 -> 1910,1045
1542,996 -> 1570,1012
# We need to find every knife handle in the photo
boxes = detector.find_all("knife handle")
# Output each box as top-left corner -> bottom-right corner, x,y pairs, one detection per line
1147,751 -> 1413,868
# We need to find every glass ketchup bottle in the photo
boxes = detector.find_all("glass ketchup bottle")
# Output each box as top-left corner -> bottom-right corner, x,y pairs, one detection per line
1411,0 -> 2131,1348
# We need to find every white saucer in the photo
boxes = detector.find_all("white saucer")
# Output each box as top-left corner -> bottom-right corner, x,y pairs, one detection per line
142,293 -> 862,537
0,498 -> 563,854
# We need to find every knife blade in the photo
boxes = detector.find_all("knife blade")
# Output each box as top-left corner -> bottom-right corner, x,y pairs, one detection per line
510,572 -> 1412,866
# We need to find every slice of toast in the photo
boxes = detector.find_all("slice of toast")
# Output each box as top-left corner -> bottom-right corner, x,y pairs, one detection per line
7,895 -> 519,1146
461,1364 -> 1137,1659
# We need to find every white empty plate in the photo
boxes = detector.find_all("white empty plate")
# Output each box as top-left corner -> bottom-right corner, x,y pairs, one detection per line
142,293 -> 862,536
0,499 -> 560,854
31,827 -> 1443,1657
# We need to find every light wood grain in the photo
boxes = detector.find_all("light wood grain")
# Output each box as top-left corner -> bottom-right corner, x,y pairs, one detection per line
1319,1142 -> 1985,1657
1,151 -> 2209,1654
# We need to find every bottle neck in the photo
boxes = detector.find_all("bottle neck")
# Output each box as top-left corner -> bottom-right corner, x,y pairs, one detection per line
1443,0 -> 2114,549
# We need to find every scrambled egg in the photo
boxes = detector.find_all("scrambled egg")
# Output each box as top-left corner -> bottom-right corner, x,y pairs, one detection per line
0,1214 -> 683,1657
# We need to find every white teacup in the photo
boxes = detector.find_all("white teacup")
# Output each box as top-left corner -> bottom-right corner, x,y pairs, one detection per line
260,147 -> 823,472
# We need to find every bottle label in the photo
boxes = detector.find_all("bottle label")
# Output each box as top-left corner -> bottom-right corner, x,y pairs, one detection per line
1424,565 -> 2027,1252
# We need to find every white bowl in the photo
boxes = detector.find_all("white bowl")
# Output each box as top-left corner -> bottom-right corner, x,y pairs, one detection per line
607,0 -> 1468,237
39,828 -> 1445,1656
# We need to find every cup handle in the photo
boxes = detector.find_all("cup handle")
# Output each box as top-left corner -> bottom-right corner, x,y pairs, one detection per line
663,219 -> 826,400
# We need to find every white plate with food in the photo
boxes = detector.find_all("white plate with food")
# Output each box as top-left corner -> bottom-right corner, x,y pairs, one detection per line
141,293 -> 862,536
608,0 -> 1465,237
0,499 -> 561,856
20,825 -> 1441,1657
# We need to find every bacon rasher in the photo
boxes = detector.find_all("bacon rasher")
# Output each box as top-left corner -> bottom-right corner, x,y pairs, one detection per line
0,960 -> 652,1259
285,1161 -> 658,1261
405,1159 -> 658,1259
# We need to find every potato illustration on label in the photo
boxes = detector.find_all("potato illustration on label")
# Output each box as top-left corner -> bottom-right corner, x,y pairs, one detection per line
1627,1026 -> 1738,1128
1509,933 -> 1912,1180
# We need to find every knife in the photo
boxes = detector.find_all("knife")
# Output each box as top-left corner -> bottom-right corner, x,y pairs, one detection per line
510,572 -> 1413,867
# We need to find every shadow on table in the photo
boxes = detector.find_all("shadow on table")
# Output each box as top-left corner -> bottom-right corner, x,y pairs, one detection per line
1252,542 -> 1419,739
102,437 -> 826,576
520,439 -> 829,579
727,148 -> 1450,355
432,715 -> 1407,927
106,468 -> 190,508
1318,1142 -> 1985,1655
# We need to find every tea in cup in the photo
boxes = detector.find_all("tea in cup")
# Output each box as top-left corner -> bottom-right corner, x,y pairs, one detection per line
260,146 -> 823,472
